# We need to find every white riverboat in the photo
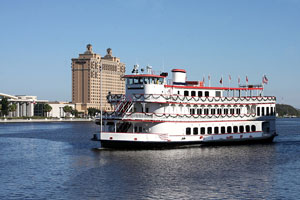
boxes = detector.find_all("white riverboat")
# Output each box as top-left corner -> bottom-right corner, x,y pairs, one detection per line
95,66 -> 277,148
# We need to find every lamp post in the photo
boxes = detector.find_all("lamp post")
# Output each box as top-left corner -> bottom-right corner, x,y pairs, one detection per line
100,60 -> 103,133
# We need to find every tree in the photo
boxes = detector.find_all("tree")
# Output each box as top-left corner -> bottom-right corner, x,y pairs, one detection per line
0,98 -> 9,116
88,107 -> 100,116
71,109 -> 79,118
63,105 -> 73,117
8,103 -> 17,117
43,104 -> 52,117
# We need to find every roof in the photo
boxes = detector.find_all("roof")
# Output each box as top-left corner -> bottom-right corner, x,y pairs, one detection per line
165,85 -> 263,91
171,69 -> 186,73
123,74 -> 165,78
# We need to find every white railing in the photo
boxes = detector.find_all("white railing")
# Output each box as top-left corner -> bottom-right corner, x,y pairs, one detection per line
108,94 -> 276,104
102,112 -> 275,122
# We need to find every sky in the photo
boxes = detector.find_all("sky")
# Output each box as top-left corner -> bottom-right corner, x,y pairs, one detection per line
0,0 -> 300,107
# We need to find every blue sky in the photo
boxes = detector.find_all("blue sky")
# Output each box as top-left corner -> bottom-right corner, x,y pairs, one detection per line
1,0 -> 300,107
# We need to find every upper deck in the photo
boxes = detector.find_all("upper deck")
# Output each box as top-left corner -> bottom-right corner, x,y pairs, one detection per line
109,68 -> 272,105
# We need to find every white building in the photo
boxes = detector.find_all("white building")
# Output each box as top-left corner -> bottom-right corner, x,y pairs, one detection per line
48,102 -> 75,118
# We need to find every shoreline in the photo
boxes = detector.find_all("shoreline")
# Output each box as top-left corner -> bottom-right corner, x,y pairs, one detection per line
0,118 -> 94,123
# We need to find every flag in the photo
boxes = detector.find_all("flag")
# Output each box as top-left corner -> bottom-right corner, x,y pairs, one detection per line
229,75 -> 231,81
246,76 -> 248,84
208,75 -> 211,80
262,75 -> 268,84
238,76 -> 240,85
220,77 -> 223,85
202,76 -> 205,83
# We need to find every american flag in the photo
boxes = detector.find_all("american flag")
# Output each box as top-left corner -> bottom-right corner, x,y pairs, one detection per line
246,76 -> 249,84
262,75 -> 268,84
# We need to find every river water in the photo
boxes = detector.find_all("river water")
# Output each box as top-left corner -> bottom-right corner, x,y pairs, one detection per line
0,118 -> 300,200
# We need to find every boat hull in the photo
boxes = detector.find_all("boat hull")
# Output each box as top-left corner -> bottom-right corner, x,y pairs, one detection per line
100,134 -> 276,149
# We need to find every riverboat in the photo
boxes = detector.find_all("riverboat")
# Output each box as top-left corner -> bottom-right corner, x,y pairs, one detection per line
95,66 -> 277,148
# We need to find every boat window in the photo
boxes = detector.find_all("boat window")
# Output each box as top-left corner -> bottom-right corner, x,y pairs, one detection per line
198,91 -> 203,97
207,127 -> 212,134
246,125 -> 250,132
184,91 -> 189,96
193,127 -> 198,135
149,78 -> 154,84
144,77 -> 150,84
239,126 -> 244,133
233,126 -> 238,133
236,108 -> 241,115
230,109 -> 234,115
262,107 -> 265,116
133,78 -> 139,84
227,126 -> 232,134
191,91 -> 196,96
159,78 -> 164,84
177,91 -> 180,95
216,91 -> 221,97
211,109 -> 216,115
201,127 -> 205,135
128,78 -> 133,85
197,109 -> 202,115
271,107 -> 274,115
251,125 -> 256,132
257,107 -> 260,116
204,109 -> 209,115
205,91 -> 209,97
154,78 -> 158,84
214,127 -> 219,134
186,127 -> 191,135
190,108 -> 195,115
139,127 -> 142,132
224,109 -> 229,115
221,127 -> 226,134
217,108 -> 222,115
266,107 -> 270,116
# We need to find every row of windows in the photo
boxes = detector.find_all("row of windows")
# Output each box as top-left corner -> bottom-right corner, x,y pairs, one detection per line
186,125 -> 257,135
182,91 -> 221,97
257,107 -> 275,116
190,108 -> 241,115
127,77 -> 164,85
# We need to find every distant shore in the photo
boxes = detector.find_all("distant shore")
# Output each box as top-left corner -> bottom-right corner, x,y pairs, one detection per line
0,118 -> 94,123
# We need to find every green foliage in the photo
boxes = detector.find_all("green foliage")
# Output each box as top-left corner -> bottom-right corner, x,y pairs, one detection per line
71,109 -> 79,117
8,103 -> 17,112
43,104 -> 52,117
276,104 -> 300,117
0,98 -> 9,116
63,105 -> 73,113
43,104 -> 52,112
88,107 -> 100,116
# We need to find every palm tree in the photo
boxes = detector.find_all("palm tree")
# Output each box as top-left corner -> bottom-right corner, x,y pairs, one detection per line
8,103 -> 17,117
43,104 -> 52,117
63,105 -> 73,117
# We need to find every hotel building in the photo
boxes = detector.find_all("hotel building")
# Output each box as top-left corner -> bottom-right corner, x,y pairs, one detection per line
71,44 -> 126,113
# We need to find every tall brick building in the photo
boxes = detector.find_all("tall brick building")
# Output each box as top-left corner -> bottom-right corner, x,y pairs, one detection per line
71,44 -> 125,113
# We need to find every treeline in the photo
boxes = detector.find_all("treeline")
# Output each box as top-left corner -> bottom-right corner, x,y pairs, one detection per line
276,104 -> 300,117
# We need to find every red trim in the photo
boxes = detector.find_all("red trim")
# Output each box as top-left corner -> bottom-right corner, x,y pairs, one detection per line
123,74 -> 165,78
165,85 -> 263,91
122,119 -> 259,123
172,69 -> 186,73
133,101 -> 275,106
